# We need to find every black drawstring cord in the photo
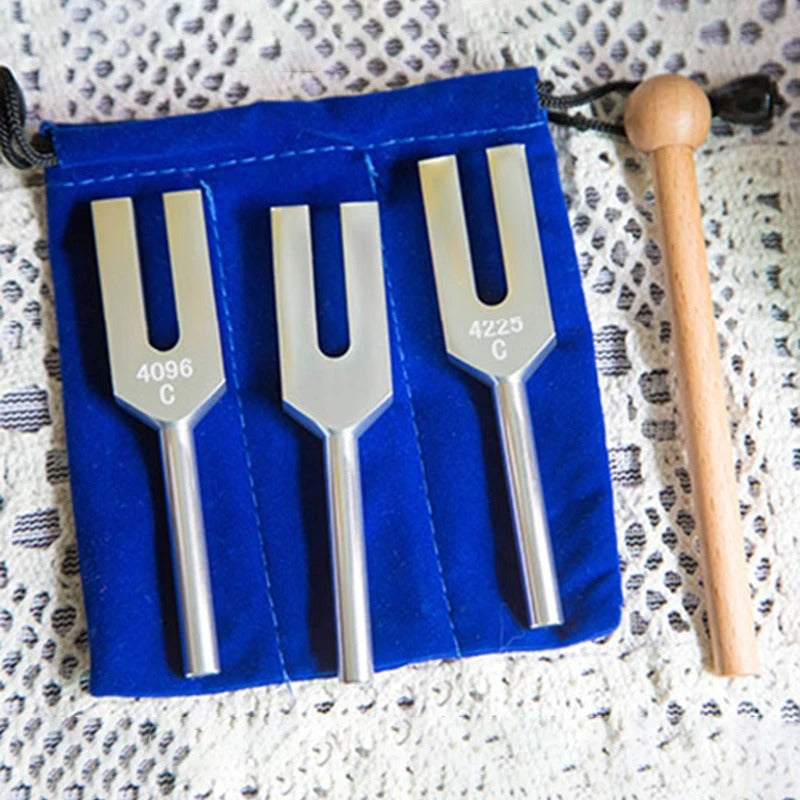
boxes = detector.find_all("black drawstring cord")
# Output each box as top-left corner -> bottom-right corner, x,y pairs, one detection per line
537,79 -> 638,137
0,66 -> 57,169
0,65 -> 782,168
543,109 -> 628,138
537,79 -> 640,110
537,74 -> 779,138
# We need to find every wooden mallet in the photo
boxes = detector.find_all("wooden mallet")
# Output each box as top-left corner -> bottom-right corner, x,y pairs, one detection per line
624,75 -> 758,676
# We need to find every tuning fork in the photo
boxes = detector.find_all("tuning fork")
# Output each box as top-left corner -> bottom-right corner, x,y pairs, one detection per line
271,201 -> 392,683
91,190 -> 226,677
419,144 -> 563,628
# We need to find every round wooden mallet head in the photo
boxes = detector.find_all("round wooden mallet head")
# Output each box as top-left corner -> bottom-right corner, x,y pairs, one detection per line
623,75 -> 758,677
624,74 -> 711,153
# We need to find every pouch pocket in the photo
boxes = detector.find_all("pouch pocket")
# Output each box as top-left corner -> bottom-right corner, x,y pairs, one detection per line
43,67 -> 622,696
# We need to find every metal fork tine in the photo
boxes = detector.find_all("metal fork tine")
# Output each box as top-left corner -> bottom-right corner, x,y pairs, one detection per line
487,145 -> 554,355
340,202 -> 390,365
91,197 -> 150,367
417,155 -> 481,320
163,191 -> 220,347
271,205 -> 320,372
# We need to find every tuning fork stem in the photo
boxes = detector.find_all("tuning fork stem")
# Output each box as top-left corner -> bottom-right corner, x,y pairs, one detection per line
493,376 -> 562,626
324,428 -> 372,683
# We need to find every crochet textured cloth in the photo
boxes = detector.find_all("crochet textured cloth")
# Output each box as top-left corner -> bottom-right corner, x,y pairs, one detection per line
0,1 -> 798,796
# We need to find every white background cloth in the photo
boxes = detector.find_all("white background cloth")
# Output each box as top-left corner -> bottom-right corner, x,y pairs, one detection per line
0,1 -> 799,797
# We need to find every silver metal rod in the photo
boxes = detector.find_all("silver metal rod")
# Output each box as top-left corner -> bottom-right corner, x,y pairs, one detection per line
493,377 -> 563,628
324,428 -> 373,683
159,419 -> 220,677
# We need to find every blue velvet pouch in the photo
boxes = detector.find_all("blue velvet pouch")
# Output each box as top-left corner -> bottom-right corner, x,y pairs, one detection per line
43,67 -> 622,697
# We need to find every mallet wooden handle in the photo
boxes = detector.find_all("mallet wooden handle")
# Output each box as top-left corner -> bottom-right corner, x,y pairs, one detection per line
624,75 -> 758,676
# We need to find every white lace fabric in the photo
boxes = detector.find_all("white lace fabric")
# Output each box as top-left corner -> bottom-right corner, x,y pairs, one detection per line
0,1 -> 799,797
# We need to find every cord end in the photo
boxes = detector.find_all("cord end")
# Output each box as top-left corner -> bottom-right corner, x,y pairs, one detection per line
708,73 -> 779,126
0,65 -> 57,169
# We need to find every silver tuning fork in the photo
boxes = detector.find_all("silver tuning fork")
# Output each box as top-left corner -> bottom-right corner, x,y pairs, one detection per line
271,202 -> 392,683
91,190 -> 226,677
418,144 -> 564,628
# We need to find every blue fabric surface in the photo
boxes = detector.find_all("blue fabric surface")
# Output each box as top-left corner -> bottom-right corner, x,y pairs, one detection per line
43,68 -> 622,697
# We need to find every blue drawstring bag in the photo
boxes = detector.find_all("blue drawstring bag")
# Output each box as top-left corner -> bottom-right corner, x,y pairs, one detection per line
42,67 -> 622,696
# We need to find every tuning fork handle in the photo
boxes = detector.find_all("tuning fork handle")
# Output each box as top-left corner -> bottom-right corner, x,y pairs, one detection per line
324,428 -> 374,683
159,419 -> 220,678
493,376 -> 563,628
